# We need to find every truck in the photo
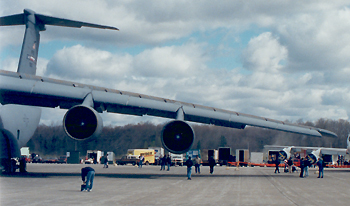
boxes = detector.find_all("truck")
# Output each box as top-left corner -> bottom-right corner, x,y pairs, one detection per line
148,147 -> 164,165
85,150 -> 103,164
169,153 -> 184,166
218,147 -> 231,166
201,149 -> 218,166
127,149 -> 155,165
186,149 -> 201,159
115,155 -> 140,166
106,151 -> 115,164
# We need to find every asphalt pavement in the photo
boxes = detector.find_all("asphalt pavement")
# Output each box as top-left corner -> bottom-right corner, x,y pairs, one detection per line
1,164 -> 349,206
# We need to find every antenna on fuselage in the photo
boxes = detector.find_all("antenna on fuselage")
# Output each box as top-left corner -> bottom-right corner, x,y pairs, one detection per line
0,9 -> 118,75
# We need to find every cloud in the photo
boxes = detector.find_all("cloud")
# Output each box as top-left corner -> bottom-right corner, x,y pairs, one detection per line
2,1 -> 350,126
242,32 -> 287,73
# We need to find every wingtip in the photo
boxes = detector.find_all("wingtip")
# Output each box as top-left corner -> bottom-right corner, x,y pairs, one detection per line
317,129 -> 338,138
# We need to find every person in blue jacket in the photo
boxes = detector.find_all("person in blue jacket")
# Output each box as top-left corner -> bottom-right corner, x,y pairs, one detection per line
316,158 -> 324,178
185,157 -> 193,180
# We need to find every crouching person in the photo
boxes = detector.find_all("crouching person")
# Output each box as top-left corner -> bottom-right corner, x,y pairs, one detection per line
81,167 -> 95,192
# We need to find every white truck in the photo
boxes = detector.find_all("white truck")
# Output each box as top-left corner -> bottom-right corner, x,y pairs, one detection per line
169,153 -> 184,166
85,150 -> 103,164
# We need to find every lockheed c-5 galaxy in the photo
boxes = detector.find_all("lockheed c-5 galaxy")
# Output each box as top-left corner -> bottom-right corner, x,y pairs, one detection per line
0,9 -> 337,172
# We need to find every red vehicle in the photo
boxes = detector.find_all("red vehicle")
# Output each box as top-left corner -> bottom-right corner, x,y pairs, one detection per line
57,156 -> 67,164
42,157 -> 58,163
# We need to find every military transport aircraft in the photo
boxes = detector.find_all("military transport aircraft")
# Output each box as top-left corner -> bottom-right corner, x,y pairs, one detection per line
265,134 -> 350,164
0,9 -> 337,172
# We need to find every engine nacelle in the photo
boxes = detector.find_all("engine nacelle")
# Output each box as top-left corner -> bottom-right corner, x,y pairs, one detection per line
63,105 -> 103,140
161,120 -> 195,154
307,149 -> 321,164
279,147 -> 292,161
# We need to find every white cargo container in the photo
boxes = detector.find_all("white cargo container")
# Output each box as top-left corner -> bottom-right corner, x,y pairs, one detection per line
20,147 -> 30,157
250,152 -> 264,164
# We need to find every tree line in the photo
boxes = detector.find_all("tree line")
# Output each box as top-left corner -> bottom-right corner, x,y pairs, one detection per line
26,118 -> 350,158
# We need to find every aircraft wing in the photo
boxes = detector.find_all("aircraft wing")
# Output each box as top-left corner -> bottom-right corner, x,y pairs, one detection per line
0,70 -> 337,138
264,145 -> 347,156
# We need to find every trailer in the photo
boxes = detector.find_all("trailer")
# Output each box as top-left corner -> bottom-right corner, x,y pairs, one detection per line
148,147 -> 164,165
127,149 -> 155,165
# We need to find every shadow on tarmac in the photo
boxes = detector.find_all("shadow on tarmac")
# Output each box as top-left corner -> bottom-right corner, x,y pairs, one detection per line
0,172 -> 300,179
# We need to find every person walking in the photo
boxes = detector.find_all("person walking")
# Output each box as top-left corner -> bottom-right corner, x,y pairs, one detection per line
19,156 -> 27,173
185,156 -> 193,180
274,157 -> 280,173
304,158 -> 309,177
317,158 -> 324,178
160,155 -> 166,171
166,155 -> 171,171
103,154 -> 108,168
81,166 -> 95,192
139,155 -> 144,168
194,155 -> 201,174
299,158 -> 305,178
209,156 -> 215,174
287,157 -> 293,173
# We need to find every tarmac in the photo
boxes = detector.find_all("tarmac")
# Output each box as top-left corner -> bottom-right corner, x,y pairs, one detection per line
1,164 -> 349,206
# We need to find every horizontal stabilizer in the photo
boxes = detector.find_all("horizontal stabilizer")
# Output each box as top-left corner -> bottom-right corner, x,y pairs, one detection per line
0,13 -> 25,26
0,10 -> 118,30
0,9 -> 118,75
35,14 -> 119,30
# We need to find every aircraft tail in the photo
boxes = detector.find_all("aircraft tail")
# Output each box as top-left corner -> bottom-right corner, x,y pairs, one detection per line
0,9 -> 118,75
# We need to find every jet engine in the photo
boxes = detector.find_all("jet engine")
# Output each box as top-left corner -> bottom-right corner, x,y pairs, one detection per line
307,149 -> 321,164
161,120 -> 194,154
279,147 -> 292,161
63,105 -> 103,140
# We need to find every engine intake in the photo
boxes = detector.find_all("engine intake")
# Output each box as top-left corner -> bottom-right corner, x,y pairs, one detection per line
161,120 -> 194,154
63,105 -> 103,140
279,151 -> 288,161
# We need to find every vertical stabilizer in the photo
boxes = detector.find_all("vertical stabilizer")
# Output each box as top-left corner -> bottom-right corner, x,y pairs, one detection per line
17,9 -> 42,75
0,9 -> 118,75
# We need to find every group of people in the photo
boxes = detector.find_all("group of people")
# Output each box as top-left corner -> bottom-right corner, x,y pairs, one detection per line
299,157 -> 325,178
159,155 -> 171,171
274,156 -> 325,178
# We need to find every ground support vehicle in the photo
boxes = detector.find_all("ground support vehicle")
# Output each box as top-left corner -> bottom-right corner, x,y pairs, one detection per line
115,155 -> 140,166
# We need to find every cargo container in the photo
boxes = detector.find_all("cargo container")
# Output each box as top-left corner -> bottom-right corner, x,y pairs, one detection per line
218,147 -> 231,165
201,149 -> 218,166
250,152 -> 264,164
236,149 -> 249,166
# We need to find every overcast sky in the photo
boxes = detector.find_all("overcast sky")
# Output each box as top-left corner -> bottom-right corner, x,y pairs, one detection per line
1,1 -> 350,126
